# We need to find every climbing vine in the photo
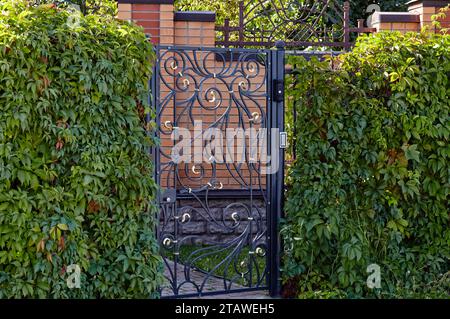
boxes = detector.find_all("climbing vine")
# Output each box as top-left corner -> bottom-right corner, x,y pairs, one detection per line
283,31 -> 450,298
0,0 -> 163,298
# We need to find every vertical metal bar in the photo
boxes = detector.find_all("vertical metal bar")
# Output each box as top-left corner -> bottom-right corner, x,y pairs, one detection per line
172,47 -> 179,296
343,1 -> 351,49
238,1 -> 244,47
265,50 -> 273,291
266,50 -> 276,296
276,43 -> 286,298
152,46 -> 161,202
224,18 -> 230,48
358,19 -> 365,30
292,63 -> 297,162
151,46 -> 162,294
268,41 -> 285,297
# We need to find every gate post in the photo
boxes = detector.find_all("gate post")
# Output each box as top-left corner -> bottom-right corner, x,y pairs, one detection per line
268,41 -> 285,297
149,47 -> 159,192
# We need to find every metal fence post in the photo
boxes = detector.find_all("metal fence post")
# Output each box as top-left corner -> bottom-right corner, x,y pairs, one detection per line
150,46 -> 160,192
269,41 -> 285,297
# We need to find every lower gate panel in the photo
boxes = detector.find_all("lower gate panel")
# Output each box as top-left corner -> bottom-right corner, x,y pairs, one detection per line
159,197 -> 268,297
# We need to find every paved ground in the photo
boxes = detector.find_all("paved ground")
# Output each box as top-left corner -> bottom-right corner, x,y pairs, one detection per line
162,260 -> 271,299
188,290 -> 271,299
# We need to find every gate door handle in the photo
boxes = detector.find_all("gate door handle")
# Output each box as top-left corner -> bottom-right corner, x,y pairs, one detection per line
279,132 -> 288,149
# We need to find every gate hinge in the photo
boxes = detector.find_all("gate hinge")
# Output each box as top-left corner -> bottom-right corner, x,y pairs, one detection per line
279,132 -> 288,149
272,79 -> 284,103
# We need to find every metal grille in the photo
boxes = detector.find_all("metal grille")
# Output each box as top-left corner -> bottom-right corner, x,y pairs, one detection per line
151,46 -> 285,297
216,0 -> 375,49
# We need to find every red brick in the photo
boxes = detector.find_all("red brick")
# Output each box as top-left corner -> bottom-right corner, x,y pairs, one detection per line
132,4 -> 159,11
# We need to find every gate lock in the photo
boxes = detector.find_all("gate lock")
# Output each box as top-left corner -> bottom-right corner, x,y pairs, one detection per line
273,79 -> 284,102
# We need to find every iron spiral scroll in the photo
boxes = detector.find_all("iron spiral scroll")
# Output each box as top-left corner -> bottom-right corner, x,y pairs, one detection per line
153,46 -> 271,297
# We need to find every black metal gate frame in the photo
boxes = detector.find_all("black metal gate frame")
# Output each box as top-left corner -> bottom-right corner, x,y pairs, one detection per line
150,44 -> 286,298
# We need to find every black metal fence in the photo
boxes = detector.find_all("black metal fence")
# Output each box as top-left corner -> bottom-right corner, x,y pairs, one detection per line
216,0 -> 375,49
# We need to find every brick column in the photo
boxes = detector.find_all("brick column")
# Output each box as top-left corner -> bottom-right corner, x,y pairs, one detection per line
117,0 -> 174,45
407,0 -> 450,32
371,12 -> 420,33
174,12 -> 216,47
370,1 -> 450,34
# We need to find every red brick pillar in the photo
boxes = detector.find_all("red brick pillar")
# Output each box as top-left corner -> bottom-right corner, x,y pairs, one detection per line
371,12 -> 420,33
173,11 -> 216,47
117,0 -> 174,45
408,0 -> 450,33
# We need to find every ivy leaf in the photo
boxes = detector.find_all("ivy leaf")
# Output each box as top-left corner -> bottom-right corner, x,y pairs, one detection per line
17,170 -> 28,185
57,223 -> 68,231
0,0 -> 163,298
83,175 -> 93,185
402,144 -> 420,163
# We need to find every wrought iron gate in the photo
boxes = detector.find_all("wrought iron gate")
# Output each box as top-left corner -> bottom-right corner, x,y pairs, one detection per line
151,45 -> 285,298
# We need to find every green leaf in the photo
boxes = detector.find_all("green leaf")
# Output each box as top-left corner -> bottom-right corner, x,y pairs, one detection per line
83,175 -> 93,186
57,223 -> 69,231
402,144 -> 421,163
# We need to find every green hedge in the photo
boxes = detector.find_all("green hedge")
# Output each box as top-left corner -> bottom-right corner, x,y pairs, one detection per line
0,1 -> 164,298
283,32 -> 450,298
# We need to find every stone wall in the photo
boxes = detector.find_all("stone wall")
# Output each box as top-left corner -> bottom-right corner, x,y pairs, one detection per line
159,198 -> 267,246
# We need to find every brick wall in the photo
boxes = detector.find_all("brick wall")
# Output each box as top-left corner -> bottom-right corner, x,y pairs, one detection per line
174,12 -> 216,47
117,1 -> 216,46
117,0 -> 174,45
371,12 -> 421,33
435,5 -> 450,32
372,0 -> 450,33
440,13 -> 450,30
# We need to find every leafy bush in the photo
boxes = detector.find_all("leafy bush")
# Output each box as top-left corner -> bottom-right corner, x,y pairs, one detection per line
283,32 -> 450,298
0,0 -> 164,298
31,0 -> 117,16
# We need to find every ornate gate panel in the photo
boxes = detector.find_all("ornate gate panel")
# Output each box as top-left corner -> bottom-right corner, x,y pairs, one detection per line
151,46 -> 285,297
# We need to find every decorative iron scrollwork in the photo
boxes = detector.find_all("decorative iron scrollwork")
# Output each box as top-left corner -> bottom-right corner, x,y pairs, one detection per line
154,47 -> 270,297
216,1 -> 374,49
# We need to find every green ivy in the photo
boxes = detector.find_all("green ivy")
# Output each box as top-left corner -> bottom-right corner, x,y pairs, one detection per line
30,0 -> 118,16
0,0 -> 164,298
283,31 -> 450,298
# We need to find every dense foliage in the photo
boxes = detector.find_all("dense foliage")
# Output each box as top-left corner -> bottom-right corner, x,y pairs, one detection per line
31,0 -> 117,16
283,32 -> 449,298
0,0 -> 164,298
